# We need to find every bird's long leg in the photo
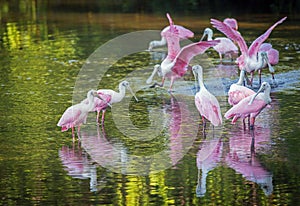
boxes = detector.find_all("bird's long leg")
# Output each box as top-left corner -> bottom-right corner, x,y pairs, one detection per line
77,126 -> 81,141
72,127 -> 75,142
101,110 -> 106,124
168,77 -> 175,92
96,111 -> 100,124
249,117 -> 255,130
258,69 -> 262,86
219,53 -> 223,63
250,71 -> 254,87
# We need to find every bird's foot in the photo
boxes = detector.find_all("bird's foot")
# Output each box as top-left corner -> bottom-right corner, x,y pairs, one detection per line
270,79 -> 278,88
149,82 -> 162,88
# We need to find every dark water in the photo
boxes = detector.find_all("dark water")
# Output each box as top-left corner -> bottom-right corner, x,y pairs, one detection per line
0,4 -> 300,206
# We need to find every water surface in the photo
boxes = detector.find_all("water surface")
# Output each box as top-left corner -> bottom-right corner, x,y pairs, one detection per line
0,6 -> 300,206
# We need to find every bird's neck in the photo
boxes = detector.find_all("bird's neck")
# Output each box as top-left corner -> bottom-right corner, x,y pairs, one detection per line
263,88 -> 272,104
86,94 -> 95,111
197,72 -> 205,89
207,33 -> 213,41
154,37 -> 167,47
114,86 -> 126,103
236,71 -> 245,85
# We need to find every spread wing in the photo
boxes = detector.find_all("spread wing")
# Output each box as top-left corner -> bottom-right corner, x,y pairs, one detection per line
248,17 -> 286,58
211,18 -> 248,55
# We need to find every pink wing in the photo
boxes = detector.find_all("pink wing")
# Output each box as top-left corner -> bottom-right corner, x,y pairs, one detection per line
223,18 -> 238,30
267,48 -> 279,65
172,40 -> 220,76
248,16 -> 286,58
228,84 -> 255,105
211,18 -> 248,55
94,92 -> 112,112
57,106 -> 82,128
259,43 -> 272,51
224,95 -> 266,120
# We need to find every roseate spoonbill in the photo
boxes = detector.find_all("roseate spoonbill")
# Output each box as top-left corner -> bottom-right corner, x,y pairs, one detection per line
193,65 -> 222,128
87,81 -> 138,124
211,17 -> 286,85
200,28 -> 238,62
146,13 -> 220,91
148,15 -> 194,51
57,90 -> 103,140
224,82 -> 272,130
228,70 -> 255,106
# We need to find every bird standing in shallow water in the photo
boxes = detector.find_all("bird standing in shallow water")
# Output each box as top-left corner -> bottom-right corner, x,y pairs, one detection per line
146,13 -> 220,91
57,90 -> 103,141
224,82 -> 272,130
193,65 -> 222,132
200,27 -> 238,62
86,81 -> 138,124
211,17 -> 286,86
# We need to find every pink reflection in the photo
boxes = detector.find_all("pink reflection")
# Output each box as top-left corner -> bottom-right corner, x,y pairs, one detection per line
225,127 -> 273,196
80,126 -> 128,174
196,137 -> 223,197
59,145 -> 101,192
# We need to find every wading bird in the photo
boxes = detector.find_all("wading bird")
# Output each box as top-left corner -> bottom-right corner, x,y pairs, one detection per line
224,82 -> 272,130
200,27 -> 238,62
147,13 -> 219,91
193,65 -> 222,130
86,81 -> 138,124
57,90 -> 103,141
211,17 -> 286,86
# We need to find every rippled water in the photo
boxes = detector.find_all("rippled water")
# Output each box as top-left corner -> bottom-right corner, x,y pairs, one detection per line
0,7 -> 300,206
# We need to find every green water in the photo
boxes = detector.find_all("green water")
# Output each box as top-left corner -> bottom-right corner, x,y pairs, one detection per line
0,2 -> 300,206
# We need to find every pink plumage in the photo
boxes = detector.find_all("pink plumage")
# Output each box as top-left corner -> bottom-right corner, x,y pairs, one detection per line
225,82 -> 272,129
223,18 -> 238,30
211,17 -> 286,85
193,65 -> 222,127
200,27 -> 238,61
147,14 -> 219,91
57,90 -> 99,139
228,70 -> 255,106
259,43 -> 279,65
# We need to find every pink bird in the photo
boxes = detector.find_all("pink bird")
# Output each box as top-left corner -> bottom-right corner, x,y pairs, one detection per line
211,17 -> 286,85
200,27 -> 238,62
224,82 -> 272,130
228,70 -> 255,106
57,90 -> 103,140
148,16 -> 194,51
147,19 -> 219,91
85,81 -> 138,124
146,13 -> 220,91
193,65 -> 222,129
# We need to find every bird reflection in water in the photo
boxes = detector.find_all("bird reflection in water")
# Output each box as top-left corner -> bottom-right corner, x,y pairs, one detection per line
59,144 -> 106,192
225,127 -> 273,196
195,125 -> 273,197
196,136 -> 223,197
